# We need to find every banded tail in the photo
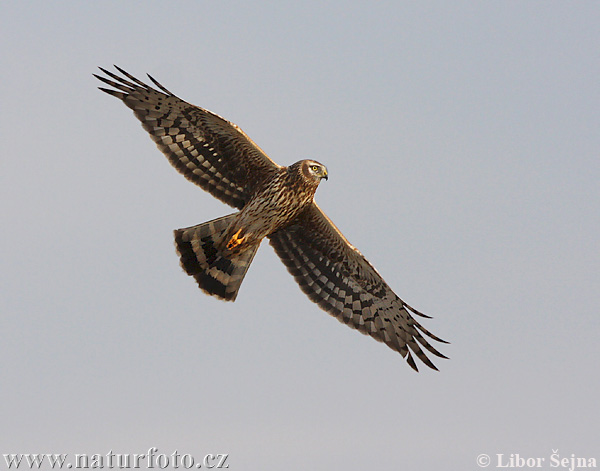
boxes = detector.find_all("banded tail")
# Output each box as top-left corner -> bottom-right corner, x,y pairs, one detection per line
174,214 -> 259,301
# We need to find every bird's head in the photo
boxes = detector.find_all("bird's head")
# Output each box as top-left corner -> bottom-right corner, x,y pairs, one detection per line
300,159 -> 328,183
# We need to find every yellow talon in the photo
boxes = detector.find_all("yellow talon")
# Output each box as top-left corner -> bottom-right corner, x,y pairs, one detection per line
227,228 -> 246,249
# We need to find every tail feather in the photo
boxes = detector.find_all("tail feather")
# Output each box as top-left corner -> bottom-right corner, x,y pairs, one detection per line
174,214 -> 259,301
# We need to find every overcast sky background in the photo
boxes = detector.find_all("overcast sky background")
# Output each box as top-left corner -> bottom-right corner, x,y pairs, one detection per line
2,2 -> 599,470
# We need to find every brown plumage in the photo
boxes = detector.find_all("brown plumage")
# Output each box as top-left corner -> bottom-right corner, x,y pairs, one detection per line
95,66 -> 448,371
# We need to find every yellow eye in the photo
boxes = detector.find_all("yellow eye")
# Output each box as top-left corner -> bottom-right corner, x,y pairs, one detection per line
310,165 -> 319,172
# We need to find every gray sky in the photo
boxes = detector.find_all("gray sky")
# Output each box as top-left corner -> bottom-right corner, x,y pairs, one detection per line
2,1 -> 598,470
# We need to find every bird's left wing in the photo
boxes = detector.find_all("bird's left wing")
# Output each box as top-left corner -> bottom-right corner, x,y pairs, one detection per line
95,66 -> 282,209
269,203 -> 448,371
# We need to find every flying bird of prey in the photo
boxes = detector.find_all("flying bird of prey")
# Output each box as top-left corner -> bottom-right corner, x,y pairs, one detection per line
95,66 -> 448,371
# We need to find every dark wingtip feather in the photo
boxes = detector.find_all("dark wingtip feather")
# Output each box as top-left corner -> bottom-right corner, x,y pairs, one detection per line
414,321 -> 450,345
94,73 -> 134,94
96,86 -> 126,99
405,352 -> 419,372
404,301 -> 433,319
114,65 -> 153,89
147,73 -> 174,95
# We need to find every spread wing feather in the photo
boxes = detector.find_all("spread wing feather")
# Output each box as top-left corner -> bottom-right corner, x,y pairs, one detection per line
269,203 -> 448,371
94,66 -> 282,209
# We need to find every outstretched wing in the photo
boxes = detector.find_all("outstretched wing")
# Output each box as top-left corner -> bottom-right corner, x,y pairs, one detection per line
269,203 -> 448,371
95,66 -> 282,209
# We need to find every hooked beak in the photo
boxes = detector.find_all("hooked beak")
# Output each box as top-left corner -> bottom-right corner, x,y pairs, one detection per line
322,168 -> 328,181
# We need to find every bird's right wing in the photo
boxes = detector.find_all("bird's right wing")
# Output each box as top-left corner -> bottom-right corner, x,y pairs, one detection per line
269,203 -> 448,371
95,66 -> 282,209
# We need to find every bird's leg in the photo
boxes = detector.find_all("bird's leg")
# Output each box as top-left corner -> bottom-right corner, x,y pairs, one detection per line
226,228 -> 247,252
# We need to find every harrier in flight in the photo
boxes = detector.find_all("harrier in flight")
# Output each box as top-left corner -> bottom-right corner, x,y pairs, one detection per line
95,66 -> 448,371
